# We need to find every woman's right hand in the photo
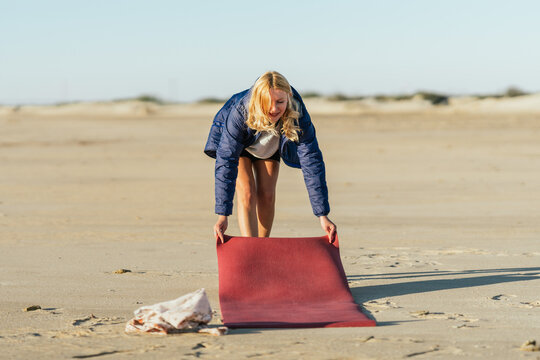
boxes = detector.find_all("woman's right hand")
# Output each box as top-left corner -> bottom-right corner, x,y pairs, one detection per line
214,215 -> 228,243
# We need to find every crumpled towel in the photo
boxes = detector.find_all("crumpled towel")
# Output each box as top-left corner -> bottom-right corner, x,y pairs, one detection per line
125,288 -> 221,334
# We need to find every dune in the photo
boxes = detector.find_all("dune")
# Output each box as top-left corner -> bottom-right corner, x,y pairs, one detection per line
2,93 -> 540,119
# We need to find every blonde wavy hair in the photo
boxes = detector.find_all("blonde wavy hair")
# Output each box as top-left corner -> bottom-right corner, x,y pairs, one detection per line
246,71 -> 301,142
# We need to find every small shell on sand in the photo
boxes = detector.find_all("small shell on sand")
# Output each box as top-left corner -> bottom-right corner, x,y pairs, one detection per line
114,269 -> 131,274
23,305 -> 41,312
520,340 -> 540,352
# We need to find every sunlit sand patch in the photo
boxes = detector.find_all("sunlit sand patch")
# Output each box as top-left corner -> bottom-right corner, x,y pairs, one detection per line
424,248 -> 490,256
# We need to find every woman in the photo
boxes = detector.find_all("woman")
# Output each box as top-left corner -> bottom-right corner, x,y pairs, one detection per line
204,71 -> 337,243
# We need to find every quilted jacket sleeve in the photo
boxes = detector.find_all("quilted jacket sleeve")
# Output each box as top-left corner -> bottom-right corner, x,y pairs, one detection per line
214,106 -> 249,216
296,97 -> 330,216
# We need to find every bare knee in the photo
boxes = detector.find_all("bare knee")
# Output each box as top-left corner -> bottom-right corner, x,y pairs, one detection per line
257,188 -> 276,207
237,185 -> 257,209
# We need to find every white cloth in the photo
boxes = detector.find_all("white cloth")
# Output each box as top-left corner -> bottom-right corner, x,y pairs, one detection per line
125,288 -> 212,334
245,130 -> 280,159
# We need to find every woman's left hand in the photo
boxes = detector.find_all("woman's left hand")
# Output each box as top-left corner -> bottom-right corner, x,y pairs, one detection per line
319,215 -> 337,243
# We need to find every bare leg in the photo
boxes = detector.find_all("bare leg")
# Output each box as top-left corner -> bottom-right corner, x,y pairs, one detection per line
236,157 -> 258,236
253,159 -> 280,237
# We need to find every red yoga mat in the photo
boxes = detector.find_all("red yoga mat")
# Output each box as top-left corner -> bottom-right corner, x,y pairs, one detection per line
216,235 -> 376,328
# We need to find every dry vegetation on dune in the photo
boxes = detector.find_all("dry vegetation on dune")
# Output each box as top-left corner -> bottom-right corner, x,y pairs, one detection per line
1,87 -> 539,119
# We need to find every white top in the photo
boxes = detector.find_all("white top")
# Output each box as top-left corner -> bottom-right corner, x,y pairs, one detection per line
245,130 -> 280,159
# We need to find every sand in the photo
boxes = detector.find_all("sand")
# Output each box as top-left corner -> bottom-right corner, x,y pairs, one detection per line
1,100 -> 539,359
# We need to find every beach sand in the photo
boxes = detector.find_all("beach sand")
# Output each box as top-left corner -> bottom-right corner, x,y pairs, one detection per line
1,103 -> 539,359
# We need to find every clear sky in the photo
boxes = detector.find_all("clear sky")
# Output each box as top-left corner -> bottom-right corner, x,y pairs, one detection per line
1,0 -> 539,104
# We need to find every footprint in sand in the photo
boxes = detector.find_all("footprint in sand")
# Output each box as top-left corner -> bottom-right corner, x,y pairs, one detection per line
192,342 -> 224,350
410,311 -> 479,324
363,299 -> 401,313
71,314 -> 124,327
50,320 -> 125,339
72,314 -> 97,326
519,300 -> 540,308
355,336 -> 425,345
452,323 -> 479,329
356,335 -> 376,343
490,295 -> 540,309
405,345 -> 464,357
426,248 -> 490,256
410,310 -> 451,320
404,345 -> 440,358
389,337 -> 424,344
490,294 -> 517,301
71,345 -> 165,358
50,329 -> 96,339
47,314 -> 126,338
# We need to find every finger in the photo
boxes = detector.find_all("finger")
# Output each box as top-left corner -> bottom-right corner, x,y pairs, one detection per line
325,225 -> 334,243
219,231 -> 225,243
326,228 -> 332,243
216,227 -> 224,243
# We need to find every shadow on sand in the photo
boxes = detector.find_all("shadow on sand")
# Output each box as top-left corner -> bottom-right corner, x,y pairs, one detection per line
349,266 -> 540,304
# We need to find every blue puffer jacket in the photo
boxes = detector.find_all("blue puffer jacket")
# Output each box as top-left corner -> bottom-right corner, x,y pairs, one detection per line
204,87 -> 329,217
